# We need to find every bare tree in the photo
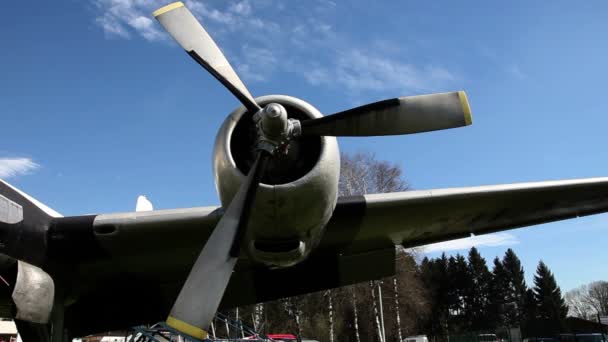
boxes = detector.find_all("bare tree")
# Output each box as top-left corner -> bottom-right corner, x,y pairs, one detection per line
352,289 -> 362,342
325,290 -> 335,342
586,281 -> 608,316
589,281 -> 608,315
282,297 -> 303,341
371,280 -> 385,342
566,286 -> 594,320
339,152 -> 408,196
566,281 -> 608,319
340,152 -> 409,342
253,303 -> 264,332
393,270 -> 404,342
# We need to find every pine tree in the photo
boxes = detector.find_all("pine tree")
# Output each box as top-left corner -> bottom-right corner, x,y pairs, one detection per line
502,248 -> 528,327
447,254 -> 470,332
489,256 -> 508,329
420,254 -> 450,336
522,288 -> 538,334
466,247 -> 492,331
533,261 -> 568,322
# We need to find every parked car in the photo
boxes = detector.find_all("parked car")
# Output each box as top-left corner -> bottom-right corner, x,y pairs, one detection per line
404,335 -> 429,342
559,334 -> 576,342
478,334 -> 500,342
523,338 -> 555,342
575,334 -> 606,342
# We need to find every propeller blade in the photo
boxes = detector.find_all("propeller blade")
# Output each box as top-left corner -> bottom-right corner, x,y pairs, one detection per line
154,2 -> 260,113
301,91 -> 472,136
166,151 -> 268,339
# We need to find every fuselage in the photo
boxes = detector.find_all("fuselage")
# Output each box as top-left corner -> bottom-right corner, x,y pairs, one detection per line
213,95 -> 340,267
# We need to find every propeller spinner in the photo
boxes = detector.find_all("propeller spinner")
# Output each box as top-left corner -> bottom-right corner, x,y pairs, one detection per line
154,1 -> 472,338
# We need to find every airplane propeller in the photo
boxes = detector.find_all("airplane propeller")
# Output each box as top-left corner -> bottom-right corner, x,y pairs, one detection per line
154,2 -> 472,139
154,1 -> 472,338
164,150 -> 268,339
153,1 -> 260,114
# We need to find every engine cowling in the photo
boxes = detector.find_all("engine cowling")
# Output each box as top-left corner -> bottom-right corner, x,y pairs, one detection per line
213,95 -> 340,267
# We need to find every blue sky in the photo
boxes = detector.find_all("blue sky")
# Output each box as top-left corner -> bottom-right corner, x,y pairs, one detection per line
1,0 -> 608,292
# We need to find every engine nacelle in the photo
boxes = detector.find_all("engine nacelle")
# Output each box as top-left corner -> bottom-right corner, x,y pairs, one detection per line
213,95 -> 340,267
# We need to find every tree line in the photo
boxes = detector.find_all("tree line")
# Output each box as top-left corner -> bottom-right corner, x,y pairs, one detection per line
218,247 -> 571,342
420,247 -> 568,338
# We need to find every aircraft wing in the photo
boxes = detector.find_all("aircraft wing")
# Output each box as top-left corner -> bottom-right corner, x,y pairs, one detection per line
4,177 -> 608,337
320,177 -> 608,254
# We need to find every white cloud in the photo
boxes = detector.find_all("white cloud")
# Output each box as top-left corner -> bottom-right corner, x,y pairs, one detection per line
229,1 -> 252,16
304,49 -> 456,94
234,45 -> 278,82
422,232 -> 519,254
90,0 -> 457,93
93,0 -> 166,41
507,64 -> 527,80
237,63 -> 266,82
0,158 -> 39,179
303,67 -> 331,86
478,46 -> 527,80
127,15 -> 163,41
92,0 -> 259,41
96,15 -> 130,39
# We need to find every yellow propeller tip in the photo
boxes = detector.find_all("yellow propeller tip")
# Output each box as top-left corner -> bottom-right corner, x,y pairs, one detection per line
153,1 -> 185,17
458,90 -> 473,126
166,316 -> 208,339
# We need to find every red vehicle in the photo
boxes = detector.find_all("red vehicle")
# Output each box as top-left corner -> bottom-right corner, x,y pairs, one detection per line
267,334 -> 298,341
244,333 -> 319,342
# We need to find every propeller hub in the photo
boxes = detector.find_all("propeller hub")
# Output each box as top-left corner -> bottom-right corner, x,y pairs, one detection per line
260,103 -> 288,138
265,103 -> 284,118
254,103 -> 301,155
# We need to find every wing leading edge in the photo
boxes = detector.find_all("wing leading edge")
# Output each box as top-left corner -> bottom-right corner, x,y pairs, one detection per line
321,177 -> 608,253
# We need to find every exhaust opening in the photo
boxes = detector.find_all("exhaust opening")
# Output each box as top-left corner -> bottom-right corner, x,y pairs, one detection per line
94,225 -> 117,235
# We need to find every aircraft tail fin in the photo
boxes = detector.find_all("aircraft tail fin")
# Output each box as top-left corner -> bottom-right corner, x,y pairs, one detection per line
136,195 -> 154,212
0,179 -> 62,266
0,179 -> 62,221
